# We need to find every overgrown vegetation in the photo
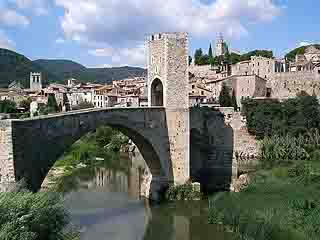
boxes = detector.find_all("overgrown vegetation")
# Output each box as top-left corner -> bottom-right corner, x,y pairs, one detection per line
55,126 -> 129,168
218,83 -> 232,107
241,94 -> 320,139
0,191 -> 79,240
208,95 -> 320,239
165,182 -> 202,201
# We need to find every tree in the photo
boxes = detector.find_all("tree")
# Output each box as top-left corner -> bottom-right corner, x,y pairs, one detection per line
47,94 -> 59,113
208,44 -> 213,59
19,97 -> 32,112
219,83 -> 232,107
194,48 -> 203,65
189,56 -> 192,65
198,54 -> 210,65
0,100 -> 17,113
232,90 -> 238,111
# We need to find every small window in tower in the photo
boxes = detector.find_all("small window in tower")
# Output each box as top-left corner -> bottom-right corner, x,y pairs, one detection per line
258,62 -> 260,66
201,91 -> 204,95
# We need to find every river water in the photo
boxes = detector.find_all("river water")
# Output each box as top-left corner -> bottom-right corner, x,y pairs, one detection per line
44,153 -> 234,240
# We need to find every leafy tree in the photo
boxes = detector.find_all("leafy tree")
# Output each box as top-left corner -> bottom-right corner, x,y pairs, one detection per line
231,90 -> 238,111
219,83 -> 232,107
229,52 -> 241,64
198,54 -> 210,65
208,44 -> 213,59
285,44 -> 320,62
240,50 -> 274,62
19,98 -> 32,112
194,48 -> 203,65
189,56 -> 192,65
44,94 -> 59,113
0,100 -> 17,113
241,95 -> 320,139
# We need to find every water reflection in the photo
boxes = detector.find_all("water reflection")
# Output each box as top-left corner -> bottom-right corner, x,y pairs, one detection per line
48,153 -> 233,240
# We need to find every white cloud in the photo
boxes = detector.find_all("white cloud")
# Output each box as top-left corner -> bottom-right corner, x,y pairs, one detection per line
88,44 -> 146,67
56,0 -> 283,66
55,38 -> 66,44
12,0 -> 49,15
0,30 -> 15,50
0,9 -> 29,26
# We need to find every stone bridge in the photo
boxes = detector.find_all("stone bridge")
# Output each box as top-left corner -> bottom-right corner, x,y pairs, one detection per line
0,107 -> 237,199
0,32 -> 239,199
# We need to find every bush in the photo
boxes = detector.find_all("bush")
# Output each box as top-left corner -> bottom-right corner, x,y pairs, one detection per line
242,95 -> 320,139
0,191 -> 76,240
260,135 -> 309,168
165,182 -> 202,201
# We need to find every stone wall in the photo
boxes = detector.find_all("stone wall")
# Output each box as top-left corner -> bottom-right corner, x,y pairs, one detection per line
268,72 -> 320,98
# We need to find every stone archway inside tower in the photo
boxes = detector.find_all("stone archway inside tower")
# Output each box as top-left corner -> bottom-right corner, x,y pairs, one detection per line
151,78 -> 163,107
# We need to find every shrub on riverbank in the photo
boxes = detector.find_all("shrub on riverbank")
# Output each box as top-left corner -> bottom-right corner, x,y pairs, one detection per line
165,182 -> 202,201
208,163 -> 320,240
0,191 -> 79,240
55,126 -> 129,167
242,94 -> 320,139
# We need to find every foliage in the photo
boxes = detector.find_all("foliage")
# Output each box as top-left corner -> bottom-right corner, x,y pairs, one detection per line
0,191 -> 78,240
231,90 -> 238,111
19,98 -> 32,112
241,95 -> 320,139
194,48 -> 210,65
0,99 -> 17,113
218,83 -> 232,107
208,166 -> 320,240
240,50 -> 273,61
260,135 -> 309,168
188,56 -> 192,65
55,126 -> 129,168
285,44 -> 320,62
208,44 -> 213,59
165,182 -> 202,201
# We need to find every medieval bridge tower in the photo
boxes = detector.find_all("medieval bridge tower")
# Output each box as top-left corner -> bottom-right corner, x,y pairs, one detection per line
147,32 -> 190,185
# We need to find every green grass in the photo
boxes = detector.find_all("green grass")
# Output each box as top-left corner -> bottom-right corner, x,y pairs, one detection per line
208,161 -> 320,240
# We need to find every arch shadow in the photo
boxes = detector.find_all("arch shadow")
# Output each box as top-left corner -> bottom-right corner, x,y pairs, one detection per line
189,107 -> 235,194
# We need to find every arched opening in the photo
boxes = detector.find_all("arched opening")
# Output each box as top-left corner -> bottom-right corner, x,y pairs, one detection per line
151,78 -> 163,106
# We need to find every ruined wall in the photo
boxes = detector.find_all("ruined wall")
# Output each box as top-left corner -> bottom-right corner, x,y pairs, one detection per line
268,72 -> 320,98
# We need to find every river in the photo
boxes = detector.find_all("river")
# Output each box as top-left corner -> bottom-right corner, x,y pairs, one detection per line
43,153 -> 234,240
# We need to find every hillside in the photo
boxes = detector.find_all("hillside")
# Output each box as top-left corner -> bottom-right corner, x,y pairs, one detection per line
0,49 -> 147,88
285,44 -> 320,62
0,49 -> 61,88
33,59 -> 147,84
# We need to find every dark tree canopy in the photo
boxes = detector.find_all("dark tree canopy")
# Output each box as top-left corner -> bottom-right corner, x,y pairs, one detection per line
241,95 -> 320,139
208,44 -> 213,59
219,83 -> 232,107
0,100 -> 17,113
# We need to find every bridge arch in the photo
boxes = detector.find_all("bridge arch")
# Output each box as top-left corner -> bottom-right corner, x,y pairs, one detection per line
7,108 -> 173,199
150,78 -> 163,107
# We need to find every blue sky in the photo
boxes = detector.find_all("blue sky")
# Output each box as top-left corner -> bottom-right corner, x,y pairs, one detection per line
0,0 -> 319,68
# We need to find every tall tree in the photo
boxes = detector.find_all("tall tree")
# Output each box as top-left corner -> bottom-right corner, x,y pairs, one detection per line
208,44 -> 213,59
189,56 -> 192,65
194,48 -> 203,65
47,94 -> 59,113
232,90 -> 238,111
219,83 -> 232,107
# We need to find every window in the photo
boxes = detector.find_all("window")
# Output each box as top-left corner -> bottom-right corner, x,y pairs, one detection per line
267,61 -> 269,64
151,35 -> 154,40
318,70 -> 320,74
192,85 -> 195,89
258,62 -> 259,66
201,91 -> 204,95
159,33 -> 162,39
